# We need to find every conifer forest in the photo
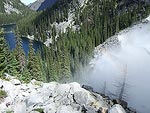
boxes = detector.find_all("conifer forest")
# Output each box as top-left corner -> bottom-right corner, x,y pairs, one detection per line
1,0 -> 150,83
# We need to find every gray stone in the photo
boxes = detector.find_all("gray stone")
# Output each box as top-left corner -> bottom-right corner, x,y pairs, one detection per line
27,94 -> 43,106
82,85 -> 93,92
112,99 -> 128,109
57,105 -> 81,113
0,77 -> 113,113
71,103 -> 82,111
14,101 -> 26,113
59,95 -> 71,105
108,104 -> 126,113
43,103 -> 57,113
73,90 -> 108,112
28,0 -> 45,11
69,82 -> 83,94
10,79 -> 21,85
54,84 -> 71,96
85,106 -> 97,113
74,91 -> 90,105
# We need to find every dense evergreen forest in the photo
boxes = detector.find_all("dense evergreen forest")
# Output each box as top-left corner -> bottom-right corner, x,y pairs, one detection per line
1,0 -> 150,83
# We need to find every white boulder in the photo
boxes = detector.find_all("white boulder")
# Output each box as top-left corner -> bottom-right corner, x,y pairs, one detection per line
43,103 -> 57,113
0,76 -> 129,113
108,104 -> 126,113
14,101 -> 26,113
10,79 -> 21,85
57,105 -> 81,113
73,90 -> 95,106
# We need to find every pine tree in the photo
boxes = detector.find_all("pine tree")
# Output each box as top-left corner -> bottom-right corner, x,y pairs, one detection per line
14,29 -> 26,74
59,38 -> 71,81
7,54 -> 20,77
0,29 -> 8,77
27,41 -> 42,81
116,15 -> 120,33
0,29 -> 20,78
37,51 -> 47,82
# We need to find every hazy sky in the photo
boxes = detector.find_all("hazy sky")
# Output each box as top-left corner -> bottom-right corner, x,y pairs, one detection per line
21,0 -> 37,5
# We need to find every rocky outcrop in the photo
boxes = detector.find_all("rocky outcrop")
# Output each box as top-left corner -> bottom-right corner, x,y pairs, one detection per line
0,75 -> 127,113
108,104 -> 126,113
28,0 -> 57,11
28,0 -> 45,11
0,0 -> 31,15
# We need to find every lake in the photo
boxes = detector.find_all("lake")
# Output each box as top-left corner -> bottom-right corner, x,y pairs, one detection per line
1,23 -> 43,55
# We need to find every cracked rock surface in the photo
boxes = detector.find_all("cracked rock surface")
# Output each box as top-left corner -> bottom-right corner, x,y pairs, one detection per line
0,75 -> 126,113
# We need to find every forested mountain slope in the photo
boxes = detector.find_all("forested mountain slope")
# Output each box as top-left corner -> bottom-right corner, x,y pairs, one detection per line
1,0 -> 150,83
19,0 -> 150,42
0,1 -> 150,112
0,0 -> 33,24
16,0 -> 150,82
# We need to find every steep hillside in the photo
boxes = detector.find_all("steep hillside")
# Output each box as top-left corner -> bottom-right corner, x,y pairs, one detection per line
0,0 -> 29,14
1,0 -> 150,84
37,0 -> 57,11
0,1 -> 150,112
16,0 -> 150,82
19,0 -> 150,41
29,0 -> 57,11
0,0 -> 33,24
28,0 -> 45,11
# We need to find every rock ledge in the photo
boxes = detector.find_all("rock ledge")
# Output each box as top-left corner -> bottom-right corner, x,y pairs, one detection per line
0,75 -> 127,113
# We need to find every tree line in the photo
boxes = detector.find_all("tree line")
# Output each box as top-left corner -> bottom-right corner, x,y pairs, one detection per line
0,0 -> 150,82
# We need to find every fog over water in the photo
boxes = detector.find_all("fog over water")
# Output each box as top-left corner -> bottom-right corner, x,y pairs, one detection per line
79,18 -> 150,113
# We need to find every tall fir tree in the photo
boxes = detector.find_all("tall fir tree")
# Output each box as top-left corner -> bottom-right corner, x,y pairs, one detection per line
0,29 -> 20,78
0,29 -> 8,77
14,29 -> 26,74
27,41 -> 43,81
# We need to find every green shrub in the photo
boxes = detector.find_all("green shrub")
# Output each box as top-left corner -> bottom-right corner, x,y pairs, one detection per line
6,111 -> 14,113
33,108 -> 44,113
0,90 -> 7,99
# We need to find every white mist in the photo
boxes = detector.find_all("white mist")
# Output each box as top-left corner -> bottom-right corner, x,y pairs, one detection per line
79,19 -> 150,113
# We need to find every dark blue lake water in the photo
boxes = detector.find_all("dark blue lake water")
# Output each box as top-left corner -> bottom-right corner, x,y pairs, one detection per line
1,24 -> 43,55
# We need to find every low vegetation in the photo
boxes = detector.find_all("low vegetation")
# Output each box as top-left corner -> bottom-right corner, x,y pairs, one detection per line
0,90 -> 7,99
33,108 -> 44,113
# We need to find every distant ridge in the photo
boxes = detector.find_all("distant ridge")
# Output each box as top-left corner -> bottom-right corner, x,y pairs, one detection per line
28,0 -> 57,11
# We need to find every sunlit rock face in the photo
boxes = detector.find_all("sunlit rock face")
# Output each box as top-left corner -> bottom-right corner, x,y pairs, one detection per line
28,0 -> 45,11
0,75 -> 127,113
79,17 -> 150,113
28,0 -> 57,11
0,0 -> 25,14
108,104 -> 126,113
